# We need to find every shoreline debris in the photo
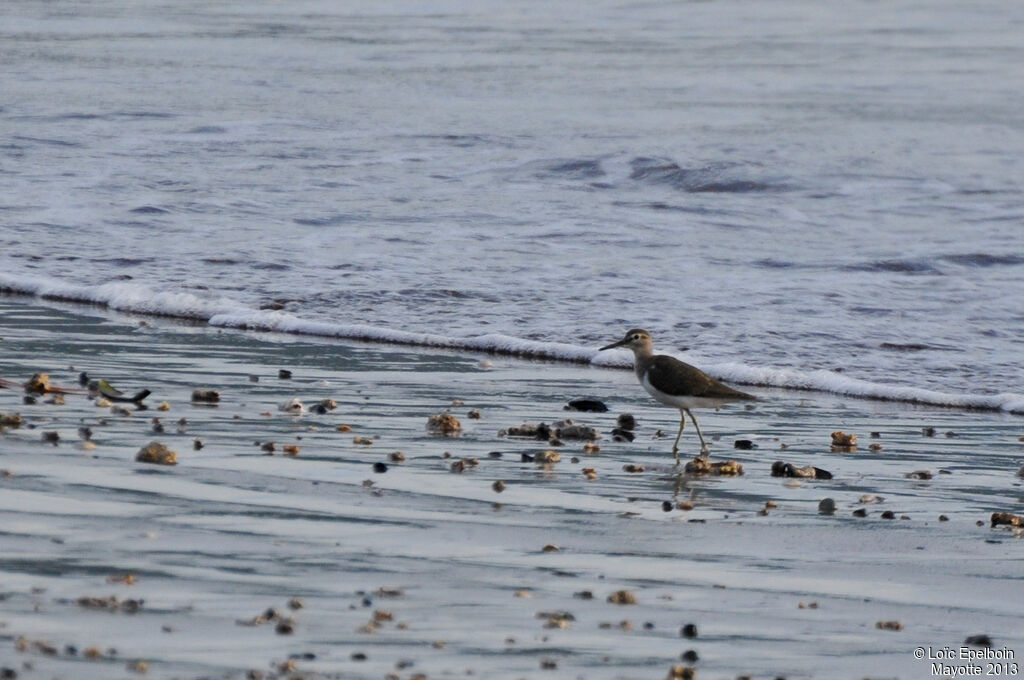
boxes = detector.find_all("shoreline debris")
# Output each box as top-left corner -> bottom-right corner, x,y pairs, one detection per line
427,413 -> 462,436
771,461 -> 832,479
685,457 -> 743,476
136,442 -> 177,466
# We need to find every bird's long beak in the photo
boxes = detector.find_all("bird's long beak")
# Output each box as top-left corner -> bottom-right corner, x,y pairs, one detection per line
599,338 -> 627,351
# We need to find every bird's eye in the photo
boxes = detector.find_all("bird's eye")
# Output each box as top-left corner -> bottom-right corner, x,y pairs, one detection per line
632,334 -> 639,340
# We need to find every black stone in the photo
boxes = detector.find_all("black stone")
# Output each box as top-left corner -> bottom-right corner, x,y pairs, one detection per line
565,398 -> 608,413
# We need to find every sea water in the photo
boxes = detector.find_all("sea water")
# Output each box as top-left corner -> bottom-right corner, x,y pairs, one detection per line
2,0 -> 1023,407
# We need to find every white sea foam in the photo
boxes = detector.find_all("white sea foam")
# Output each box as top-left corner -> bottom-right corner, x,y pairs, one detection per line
3,272 -> 1022,414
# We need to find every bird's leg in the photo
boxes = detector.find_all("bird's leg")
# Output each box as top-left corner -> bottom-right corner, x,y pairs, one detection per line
671,412 -> 686,466
684,408 -> 709,458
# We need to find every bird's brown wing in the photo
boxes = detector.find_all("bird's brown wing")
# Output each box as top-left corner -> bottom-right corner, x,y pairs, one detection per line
646,355 -> 755,400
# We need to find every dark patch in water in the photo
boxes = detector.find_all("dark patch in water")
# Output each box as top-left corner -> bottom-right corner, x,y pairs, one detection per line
941,253 -> 1024,267
115,111 -> 176,119
12,135 -> 81,148
844,259 -> 940,274
849,306 -> 894,316
397,288 -> 472,300
252,262 -> 291,271
880,342 -> 935,352
202,257 -> 241,265
91,257 -> 154,267
537,159 -> 605,180
611,200 -> 715,215
293,215 -> 356,227
130,205 -> 170,214
188,125 -> 228,134
754,258 -> 797,269
629,156 -> 781,194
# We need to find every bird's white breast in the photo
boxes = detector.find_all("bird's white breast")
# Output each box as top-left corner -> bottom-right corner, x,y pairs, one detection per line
640,371 -> 730,410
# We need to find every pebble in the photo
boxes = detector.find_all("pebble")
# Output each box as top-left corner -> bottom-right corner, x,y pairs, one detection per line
875,620 -> 903,631
964,634 -> 993,647
607,590 -> 636,605
278,369 -> 292,379
492,480 -> 506,493
427,413 -> 462,436
990,512 -> 1024,528
830,431 -> 857,448
388,451 -> 405,462
680,623 -> 698,638
666,665 -> 696,680
734,439 -> 755,449
852,508 -> 868,518
373,462 -> 388,473
190,389 -> 220,403
818,498 -> 836,515
610,411 -> 634,428
685,458 -> 743,475
565,398 -> 608,412
905,470 -> 933,480
136,442 -> 177,466
623,464 -> 645,473
771,461 -> 832,479
611,427 -> 635,442
534,450 -> 561,464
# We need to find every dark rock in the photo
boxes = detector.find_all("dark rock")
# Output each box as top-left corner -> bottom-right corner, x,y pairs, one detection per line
278,369 -> 292,379
991,512 -> 1024,528
771,461 -> 832,479
190,389 -> 220,403
964,634 -> 993,647
611,427 -> 635,442
372,462 -> 388,473
852,508 -> 868,518
734,439 -> 755,449
564,398 -> 608,413
136,442 -> 177,465
680,623 -> 698,638
818,498 -> 837,515
616,413 -> 637,430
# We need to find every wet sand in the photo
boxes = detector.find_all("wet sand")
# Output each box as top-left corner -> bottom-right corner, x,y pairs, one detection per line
1,297 -> 1022,679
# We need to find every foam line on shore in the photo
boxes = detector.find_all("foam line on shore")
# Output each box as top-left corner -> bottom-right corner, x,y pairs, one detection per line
2,273 -> 1022,414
